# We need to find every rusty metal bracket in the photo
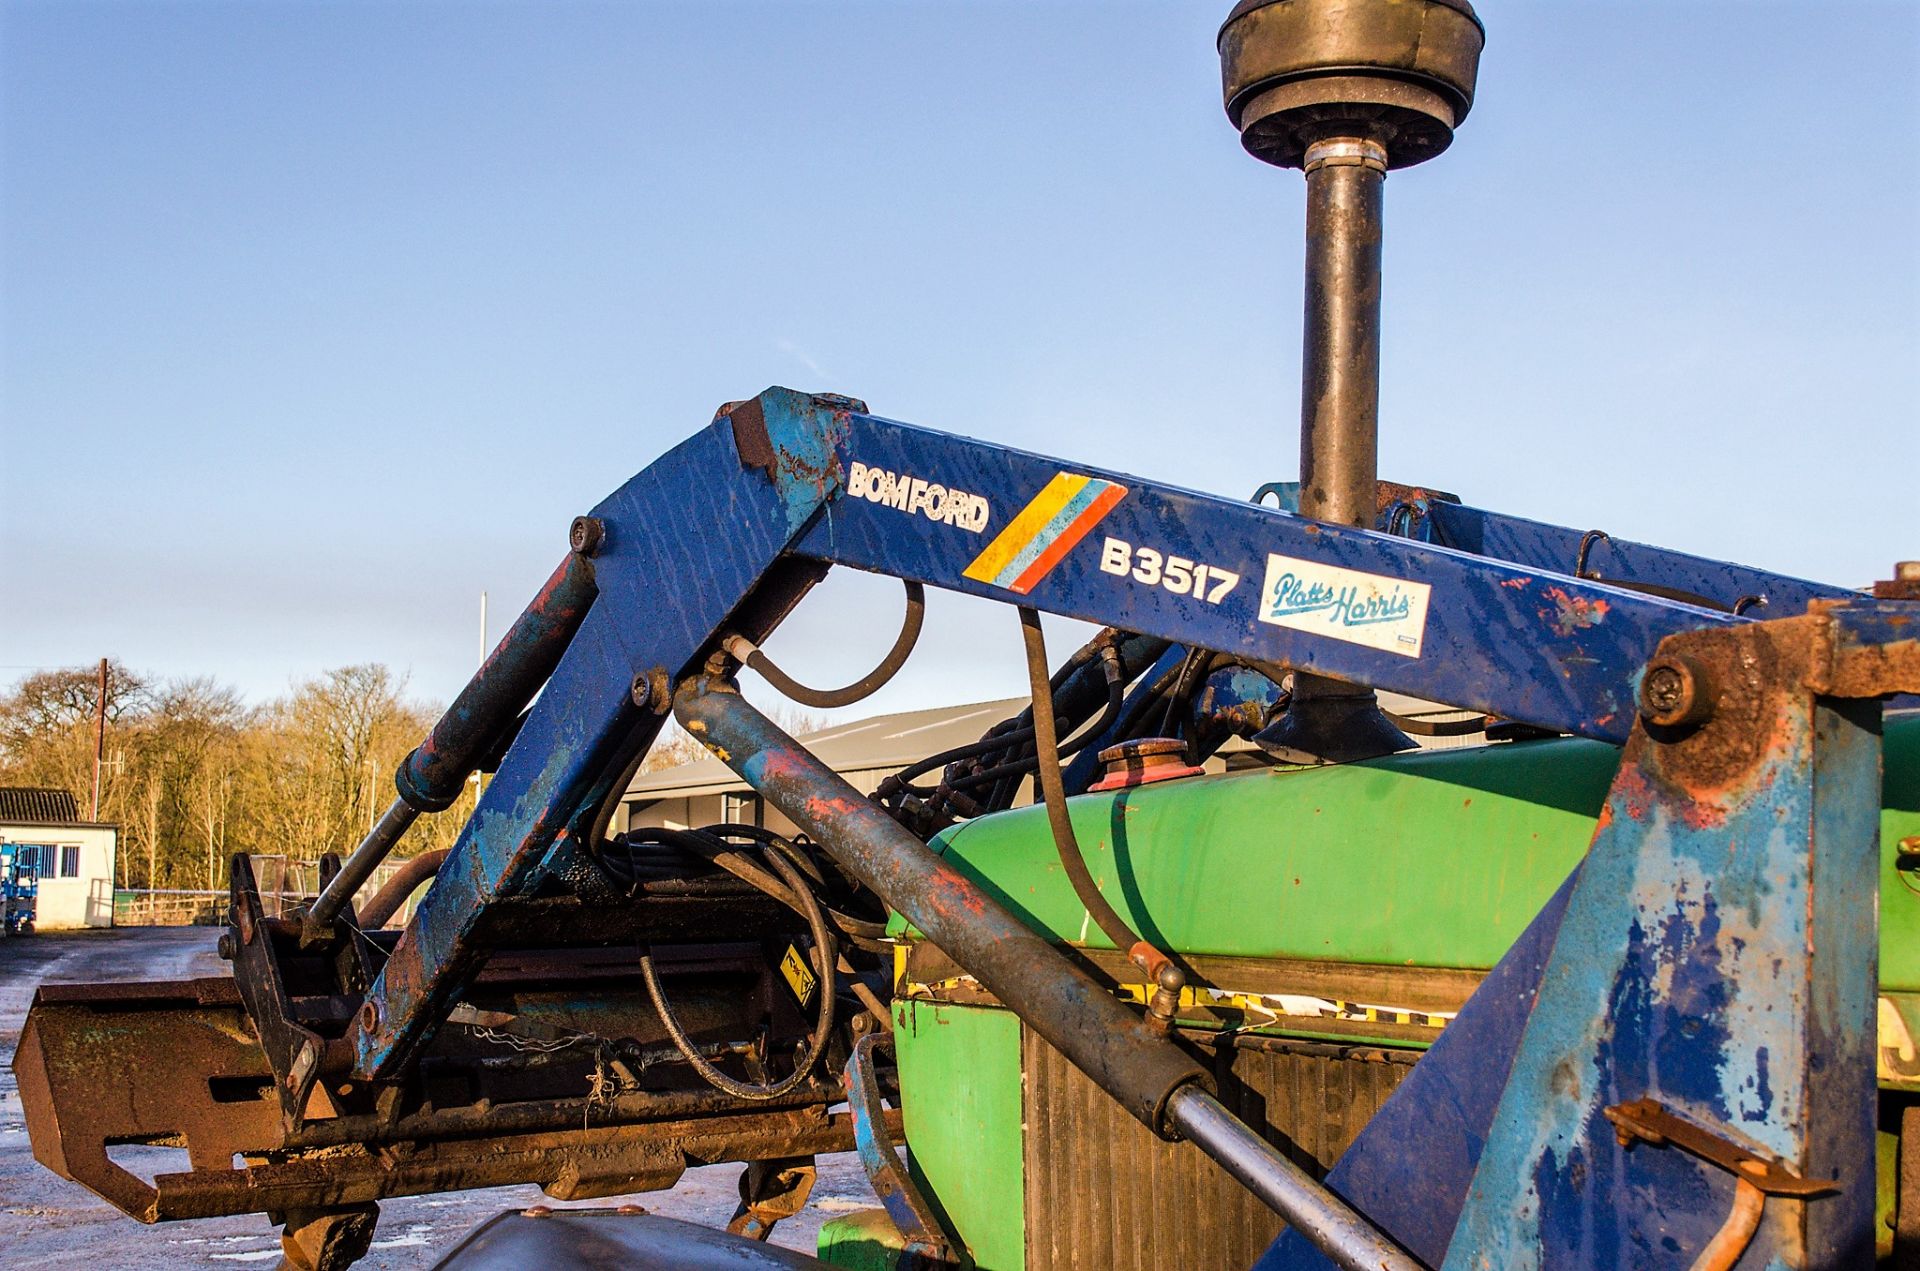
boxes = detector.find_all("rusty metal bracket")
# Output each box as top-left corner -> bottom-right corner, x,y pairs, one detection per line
1605,1097 -> 1840,1271
846,1032 -> 957,1267
1603,1098 -> 1838,1198
227,854 -> 342,1128
726,1155 -> 817,1241
277,1203 -> 379,1271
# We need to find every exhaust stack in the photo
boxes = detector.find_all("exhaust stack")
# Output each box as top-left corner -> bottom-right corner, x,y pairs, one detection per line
1219,0 -> 1484,762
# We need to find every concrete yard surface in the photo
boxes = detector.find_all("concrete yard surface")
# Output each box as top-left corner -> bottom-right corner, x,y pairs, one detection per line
0,928 -> 876,1268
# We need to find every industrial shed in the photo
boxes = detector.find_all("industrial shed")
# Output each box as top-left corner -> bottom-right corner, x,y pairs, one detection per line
617,697 -> 1028,837
616,691 -> 1479,837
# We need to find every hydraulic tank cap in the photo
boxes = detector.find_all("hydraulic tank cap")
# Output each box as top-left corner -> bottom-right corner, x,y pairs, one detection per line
1088,738 -> 1206,793
1218,0 -> 1485,170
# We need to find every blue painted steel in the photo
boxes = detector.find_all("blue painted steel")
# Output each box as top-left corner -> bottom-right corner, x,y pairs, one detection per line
1192,662 -> 1286,737
1420,500 -> 1850,617
353,389 -> 854,1078
795,410 -> 1746,743
1246,481 -> 1845,618
1441,691 -> 1882,1266
846,1033 -> 951,1264
1262,611 -> 1915,1269
351,384 -> 1879,1100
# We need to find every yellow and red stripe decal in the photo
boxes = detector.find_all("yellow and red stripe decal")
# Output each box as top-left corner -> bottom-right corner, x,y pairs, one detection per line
962,473 -> 1128,595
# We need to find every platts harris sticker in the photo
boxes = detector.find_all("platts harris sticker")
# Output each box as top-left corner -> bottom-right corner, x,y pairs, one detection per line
1256,552 -> 1431,658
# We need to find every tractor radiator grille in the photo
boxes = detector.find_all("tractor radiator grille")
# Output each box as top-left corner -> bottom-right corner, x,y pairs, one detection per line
1022,1028 -> 1416,1270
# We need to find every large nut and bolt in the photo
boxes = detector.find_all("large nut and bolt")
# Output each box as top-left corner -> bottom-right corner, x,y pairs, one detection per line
1640,656 -> 1716,729
569,515 -> 606,556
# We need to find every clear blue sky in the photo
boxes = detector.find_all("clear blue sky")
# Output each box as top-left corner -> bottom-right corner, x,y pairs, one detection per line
3,1 -> 1915,717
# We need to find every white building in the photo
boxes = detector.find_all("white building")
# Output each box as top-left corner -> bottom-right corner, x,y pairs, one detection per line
0,788 -> 118,930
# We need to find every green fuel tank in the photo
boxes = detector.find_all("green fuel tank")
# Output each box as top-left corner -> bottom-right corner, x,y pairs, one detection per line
839,714 -> 1920,1271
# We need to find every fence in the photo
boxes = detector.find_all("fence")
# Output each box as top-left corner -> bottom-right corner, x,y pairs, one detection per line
113,854 -> 428,928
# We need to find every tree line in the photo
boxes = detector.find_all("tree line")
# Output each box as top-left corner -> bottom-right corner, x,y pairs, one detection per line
0,660 -> 808,895
0,662 -> 456,892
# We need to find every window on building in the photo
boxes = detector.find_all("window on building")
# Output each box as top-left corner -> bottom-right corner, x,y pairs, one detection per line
15,844 -> 43,872
60,845 -> 81,878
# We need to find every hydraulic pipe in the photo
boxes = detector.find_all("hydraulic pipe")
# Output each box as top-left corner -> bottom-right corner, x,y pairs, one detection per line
394,550 -> 599,813
302,550 -> 598,944
673,674 -> 1411,1271
305,798 -> 418,941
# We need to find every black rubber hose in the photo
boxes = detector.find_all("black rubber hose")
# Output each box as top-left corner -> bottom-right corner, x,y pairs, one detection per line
888,649 -> 1126,804
639,842 -> 836,1100
703,823 -> 890,943
885,629 -> 1140,803
1157,648 -> 1218,737
1018,608 -> 1151,961
945,667 -> 1125,795
892,720 -> 1039,790
728,580 -> 924,709
1382,709 -> 1488,738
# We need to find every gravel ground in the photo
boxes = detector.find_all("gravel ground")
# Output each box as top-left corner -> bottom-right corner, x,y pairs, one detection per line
0,927 -> 874,1268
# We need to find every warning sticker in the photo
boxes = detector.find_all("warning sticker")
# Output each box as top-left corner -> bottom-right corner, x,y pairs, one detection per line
780,944 -> 818,1005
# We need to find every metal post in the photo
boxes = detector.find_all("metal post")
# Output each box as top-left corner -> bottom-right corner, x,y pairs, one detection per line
90,658 -> 107,821
1254,134 -> 1413,764
1298,136 -> 1386,528
1265,135 -> 1417,762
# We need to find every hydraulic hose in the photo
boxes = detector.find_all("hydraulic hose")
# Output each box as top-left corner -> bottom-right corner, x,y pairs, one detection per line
724,580 -> 924,709
1018,609 -> 1182,1010
607,824 -> 888,946
638,834 -> 836,1100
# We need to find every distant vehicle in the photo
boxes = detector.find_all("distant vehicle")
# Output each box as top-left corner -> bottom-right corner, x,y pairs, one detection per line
0,843 -> 39,936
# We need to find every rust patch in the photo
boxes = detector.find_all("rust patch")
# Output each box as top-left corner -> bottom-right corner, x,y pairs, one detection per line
1639,620 -> 1802,801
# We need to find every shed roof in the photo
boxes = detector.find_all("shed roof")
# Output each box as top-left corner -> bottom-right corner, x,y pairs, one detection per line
626,697 -> 1028,801
0,787 -> 80,823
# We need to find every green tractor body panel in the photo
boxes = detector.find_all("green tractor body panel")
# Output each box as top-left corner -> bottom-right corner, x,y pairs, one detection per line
849,717 -> 1920,1270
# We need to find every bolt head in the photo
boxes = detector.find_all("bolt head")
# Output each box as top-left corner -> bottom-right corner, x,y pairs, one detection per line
1639,656 -> 1714,728
569,515 -> 606,556
216,932 -> 236,960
